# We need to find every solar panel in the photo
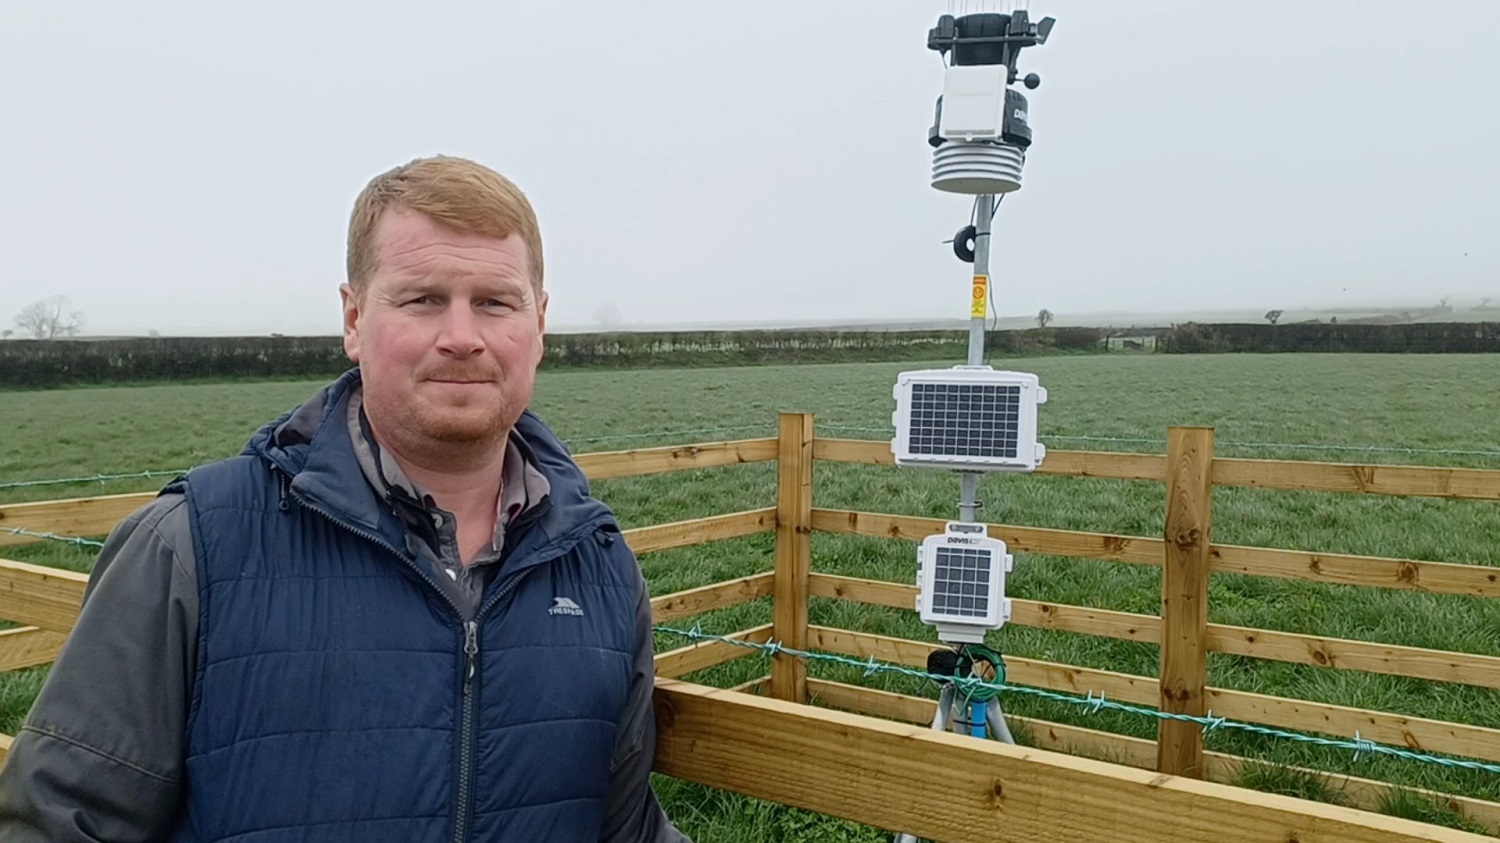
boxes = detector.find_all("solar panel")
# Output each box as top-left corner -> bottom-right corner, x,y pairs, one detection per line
907,382 -> 1021,459
916,522 -> 1013,644
892,366 -> 1046,472
929,546 -> 993,617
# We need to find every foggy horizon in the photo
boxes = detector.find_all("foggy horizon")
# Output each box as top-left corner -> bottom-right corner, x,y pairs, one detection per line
4,1 -> 1498,338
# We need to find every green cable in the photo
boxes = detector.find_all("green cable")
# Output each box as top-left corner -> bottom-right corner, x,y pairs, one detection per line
951,643 -> 1007,707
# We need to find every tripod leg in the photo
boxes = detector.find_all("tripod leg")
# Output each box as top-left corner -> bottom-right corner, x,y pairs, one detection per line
930,683 -> 955,732
985,697 -> 1017,745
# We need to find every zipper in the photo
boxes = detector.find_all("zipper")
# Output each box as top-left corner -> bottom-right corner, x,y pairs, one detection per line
453,567 -> 533,843
454,620 -> 479,843
463,621 -> 479,681
451,520 -> 598,841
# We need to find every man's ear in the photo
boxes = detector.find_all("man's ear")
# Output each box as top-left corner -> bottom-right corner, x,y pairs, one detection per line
534,289 -> 549,361
340,283 -> 362,363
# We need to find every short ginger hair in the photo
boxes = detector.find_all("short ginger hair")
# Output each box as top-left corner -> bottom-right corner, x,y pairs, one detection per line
346,155 -> 544,296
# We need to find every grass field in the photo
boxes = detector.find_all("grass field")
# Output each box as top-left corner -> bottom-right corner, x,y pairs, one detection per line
3,353 -> 1500,838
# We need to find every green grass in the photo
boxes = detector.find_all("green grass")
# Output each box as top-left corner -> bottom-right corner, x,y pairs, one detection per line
4,354 -> 1500,838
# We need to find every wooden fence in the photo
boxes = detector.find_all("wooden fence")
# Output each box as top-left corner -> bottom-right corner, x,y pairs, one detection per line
2,414 -> 1499,841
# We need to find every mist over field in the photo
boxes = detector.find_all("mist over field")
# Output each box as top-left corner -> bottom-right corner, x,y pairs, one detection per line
3,1 -> 1498,339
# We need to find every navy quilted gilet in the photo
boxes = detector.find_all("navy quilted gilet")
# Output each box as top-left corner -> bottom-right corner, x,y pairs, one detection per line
165,393 -> 638,842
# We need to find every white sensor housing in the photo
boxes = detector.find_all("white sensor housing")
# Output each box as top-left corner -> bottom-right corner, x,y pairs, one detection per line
891,366 -> 1047,472
916,521 -> 1013,644
938,65 -> 1009,141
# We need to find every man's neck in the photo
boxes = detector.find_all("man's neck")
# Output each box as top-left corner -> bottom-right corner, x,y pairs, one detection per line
380,434 -> 509,523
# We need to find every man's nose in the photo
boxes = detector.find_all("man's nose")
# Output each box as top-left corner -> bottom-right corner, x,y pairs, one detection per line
436,304 -> 485,358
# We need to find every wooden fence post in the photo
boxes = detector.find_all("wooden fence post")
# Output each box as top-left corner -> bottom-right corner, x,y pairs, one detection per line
1157,425 -> 1214,778
771,412 -> 814,703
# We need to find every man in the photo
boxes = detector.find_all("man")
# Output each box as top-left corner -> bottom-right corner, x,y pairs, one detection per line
0,155 -> 691,842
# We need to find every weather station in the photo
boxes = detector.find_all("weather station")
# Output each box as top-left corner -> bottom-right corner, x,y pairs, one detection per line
889,10 -> 1055,839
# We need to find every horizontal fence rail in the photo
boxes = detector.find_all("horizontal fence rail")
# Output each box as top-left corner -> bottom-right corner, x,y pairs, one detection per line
1210,543 -> 1500,598
0,493 -> 152,548
0,559 -> 87,633
652,680 -> 1490,843
0,627 -> 67,672
813,438 -> 1170,482
814,437 -> 1500,500
1212,458 -> 1500,500
804,678 -> 1500,833
650,573 -> 774,624
574,437 -> 777,480
621,508 -> 775,555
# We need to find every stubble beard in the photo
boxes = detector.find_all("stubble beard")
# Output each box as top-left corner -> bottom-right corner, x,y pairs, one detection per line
419,404 -> 512,446
413,387 -> 521,447
368,382 -> 525,468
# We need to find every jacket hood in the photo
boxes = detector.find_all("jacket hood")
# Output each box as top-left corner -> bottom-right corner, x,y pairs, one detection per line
241,368 -> 614,569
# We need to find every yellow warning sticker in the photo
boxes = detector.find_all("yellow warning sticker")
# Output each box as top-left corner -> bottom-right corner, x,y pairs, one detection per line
970,275 -> 988,318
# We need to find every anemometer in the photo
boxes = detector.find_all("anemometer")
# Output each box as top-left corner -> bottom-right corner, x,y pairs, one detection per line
889,10 -> 1055,838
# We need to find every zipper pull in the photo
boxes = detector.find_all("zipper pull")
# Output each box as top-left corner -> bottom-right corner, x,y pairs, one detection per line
464,621 -> 479,683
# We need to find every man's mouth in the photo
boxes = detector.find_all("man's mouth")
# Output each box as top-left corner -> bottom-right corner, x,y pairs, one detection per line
426,375 -> 494,384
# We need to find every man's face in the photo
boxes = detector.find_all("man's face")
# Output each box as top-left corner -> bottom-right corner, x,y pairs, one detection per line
341,208 -> 547,454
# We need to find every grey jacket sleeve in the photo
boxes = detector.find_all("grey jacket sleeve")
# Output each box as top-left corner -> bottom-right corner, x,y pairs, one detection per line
0,493 -> 197,843
598,564 -> 692,843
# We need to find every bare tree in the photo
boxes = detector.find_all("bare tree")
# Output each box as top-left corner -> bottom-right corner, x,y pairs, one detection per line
1035,308 -> 1053,329
1264,309 -> 1283,325
1,329 -> 11,339
14,295 -> 85,339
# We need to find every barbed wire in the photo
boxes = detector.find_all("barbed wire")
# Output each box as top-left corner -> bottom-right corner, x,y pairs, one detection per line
654,624 -> 1500,775
1,527 -> 105,548
0,470 -> 188,491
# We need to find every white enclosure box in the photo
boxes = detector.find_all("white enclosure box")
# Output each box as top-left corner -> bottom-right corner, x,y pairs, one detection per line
891,366 -> 1047,472
915,522 -> 1013,644
937,65 -> 1009,141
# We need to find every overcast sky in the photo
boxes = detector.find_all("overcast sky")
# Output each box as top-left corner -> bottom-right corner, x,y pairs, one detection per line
3,1 -> 1498,336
